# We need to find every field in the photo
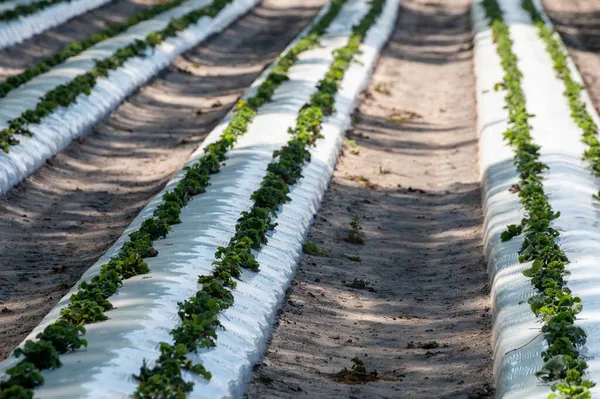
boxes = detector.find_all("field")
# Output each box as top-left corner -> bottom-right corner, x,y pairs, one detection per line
0,0 -> 600,398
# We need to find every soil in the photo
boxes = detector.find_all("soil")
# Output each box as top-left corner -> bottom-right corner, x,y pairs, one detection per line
0,0 -> 160,82
246,0 -> 494,398
542,0 -> 600,118
0,0 -> 326,361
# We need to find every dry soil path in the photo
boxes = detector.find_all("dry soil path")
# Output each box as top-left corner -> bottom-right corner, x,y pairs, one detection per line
246,0 -> 494,398
0,0 -> 326,361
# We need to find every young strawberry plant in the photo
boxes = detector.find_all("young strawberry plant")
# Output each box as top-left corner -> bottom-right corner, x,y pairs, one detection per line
132,0 -> 387,395
482,0 -> 594,397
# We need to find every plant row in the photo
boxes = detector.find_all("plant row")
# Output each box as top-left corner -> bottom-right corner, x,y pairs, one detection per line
0,0 -> 235,153
482,0 -> 595,397
0,0 -> 87,22
132,0 -> 386,396
521,0 -> 600,200
0,0 -> 349,397
0,0 -> 187,100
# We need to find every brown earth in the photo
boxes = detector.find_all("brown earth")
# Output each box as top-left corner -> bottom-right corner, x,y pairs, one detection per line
0,0 -> 161,82
246,0 -> 494,398
542,0 -> 600,118
0,0 -> 326,361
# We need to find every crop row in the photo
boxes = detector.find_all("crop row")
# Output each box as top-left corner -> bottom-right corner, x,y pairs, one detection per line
521,0 -> 600,196
132,0 -> 385,395
0,0 -> 236,152
0,0 -> 349,397
482,0 -> 594,397
0,0 -> 187,100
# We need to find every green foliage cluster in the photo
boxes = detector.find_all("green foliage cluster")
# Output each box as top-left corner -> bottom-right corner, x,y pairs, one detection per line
482,0 -> 594,397
0,0 -> 231,152
132,0 -> 385,395
0,0 -> 186,100
303,240 -> 327,256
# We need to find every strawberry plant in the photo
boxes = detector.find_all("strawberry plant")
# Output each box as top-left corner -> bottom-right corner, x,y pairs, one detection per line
0,363 -> 43,390
13,341 -> 61,370
133,343 -> 209,398
483,0 -> 594,396
0,385 -> 33,399
35,321 -> 87,354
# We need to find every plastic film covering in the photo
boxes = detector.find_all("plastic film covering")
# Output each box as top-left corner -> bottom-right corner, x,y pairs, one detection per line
0,0 -> 113,49
474,0 -> 600,397
0,0 -> 400,397
501,0 -> 600,395
472,1 -> 548,398
0,0 -> 259,196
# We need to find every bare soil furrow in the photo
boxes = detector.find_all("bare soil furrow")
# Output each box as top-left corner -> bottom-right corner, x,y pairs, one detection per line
246,1 -> 493,398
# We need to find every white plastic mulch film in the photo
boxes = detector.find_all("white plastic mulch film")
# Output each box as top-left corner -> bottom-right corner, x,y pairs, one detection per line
0,0 -> 113,49
0,0 -> 400,397
0,0 -> 259,196
474,0 -> 600,397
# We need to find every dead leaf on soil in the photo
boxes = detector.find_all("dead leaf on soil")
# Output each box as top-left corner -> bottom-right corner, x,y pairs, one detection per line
330,357 -> 379,384
373,82 -> 391,95
386,110 -> 423,126
344,278 -> 376,292
406,341 -> 439,349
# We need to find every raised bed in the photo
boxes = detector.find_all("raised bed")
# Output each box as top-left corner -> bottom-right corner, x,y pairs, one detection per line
474,0 -> 600,397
